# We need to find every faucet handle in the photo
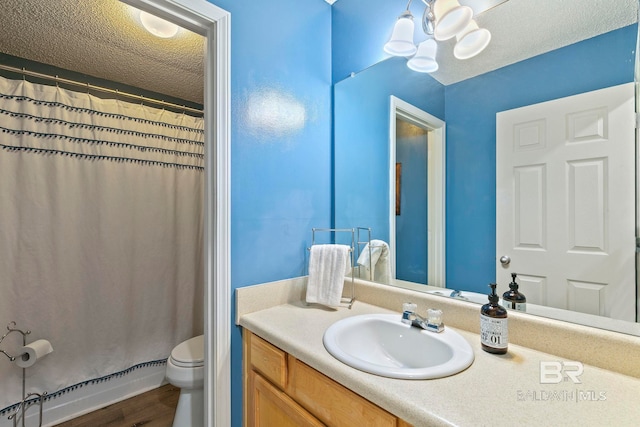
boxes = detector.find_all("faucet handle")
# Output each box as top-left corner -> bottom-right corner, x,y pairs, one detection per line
426,308 -> 445,333
427,309 -> 443,325
402,302 -> 417,313
401,302 -> 417,325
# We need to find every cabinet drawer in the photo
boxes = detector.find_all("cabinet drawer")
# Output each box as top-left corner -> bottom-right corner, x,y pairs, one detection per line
287,356 -> 397,427
253,373 -> 325,427
250,334 -> 287,389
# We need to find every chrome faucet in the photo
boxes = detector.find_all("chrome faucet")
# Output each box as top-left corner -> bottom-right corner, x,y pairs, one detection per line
401,308 -> 429,329
401,303 -> 444,333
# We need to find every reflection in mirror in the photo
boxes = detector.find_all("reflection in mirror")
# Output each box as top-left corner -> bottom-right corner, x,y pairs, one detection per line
334,56 -> 445,284
333,1 -> 640,335
389,96 -> 445,287
395,118 -> 429,283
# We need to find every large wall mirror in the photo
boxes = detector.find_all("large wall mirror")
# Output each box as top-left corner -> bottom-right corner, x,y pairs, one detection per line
333,0 -> 640,335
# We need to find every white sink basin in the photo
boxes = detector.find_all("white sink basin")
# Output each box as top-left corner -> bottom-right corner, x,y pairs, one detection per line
323,313 -> 474,379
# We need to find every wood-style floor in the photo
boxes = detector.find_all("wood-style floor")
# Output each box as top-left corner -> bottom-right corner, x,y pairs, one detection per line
54,384 -> 179,427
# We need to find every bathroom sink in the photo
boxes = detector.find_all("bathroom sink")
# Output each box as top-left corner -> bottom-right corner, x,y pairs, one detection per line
323,314 -> 474,379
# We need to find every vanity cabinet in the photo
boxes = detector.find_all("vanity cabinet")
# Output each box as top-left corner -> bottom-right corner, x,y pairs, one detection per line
243,330 -> 412,427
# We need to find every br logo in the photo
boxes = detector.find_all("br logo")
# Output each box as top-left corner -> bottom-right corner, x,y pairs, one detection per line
539,361 -> 583,384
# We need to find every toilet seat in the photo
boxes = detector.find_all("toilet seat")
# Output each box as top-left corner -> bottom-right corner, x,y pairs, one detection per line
170,335 -> 204,368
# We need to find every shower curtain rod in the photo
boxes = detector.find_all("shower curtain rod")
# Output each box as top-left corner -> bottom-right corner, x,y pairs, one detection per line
0,64 -> 203,116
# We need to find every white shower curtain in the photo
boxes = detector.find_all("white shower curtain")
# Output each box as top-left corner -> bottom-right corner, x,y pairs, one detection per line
0,76 -> 204,410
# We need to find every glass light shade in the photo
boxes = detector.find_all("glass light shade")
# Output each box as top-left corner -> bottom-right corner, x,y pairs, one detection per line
433,0 -> 473,41
384,14 -> 417,57
407,39 -> 439,73
140,11 -> 179,38
453,20 -> 491,59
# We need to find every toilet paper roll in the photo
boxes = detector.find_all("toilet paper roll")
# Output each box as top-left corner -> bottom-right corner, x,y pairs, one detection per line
15,339 -> 54,368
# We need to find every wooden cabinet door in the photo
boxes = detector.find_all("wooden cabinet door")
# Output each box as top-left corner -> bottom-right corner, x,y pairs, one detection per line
287,356 -> 397,427
243,330 -> 413,427
252,372 -> 325,427
250,333 -> 287,389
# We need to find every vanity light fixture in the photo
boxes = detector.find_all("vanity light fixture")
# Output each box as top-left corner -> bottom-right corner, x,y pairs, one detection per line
433,0 -> 473,41
384,9 -> 418,56
139,10 -> 179,38
453,19 -> 492,59
385,0 -> 497,73
407,39 -> 439,72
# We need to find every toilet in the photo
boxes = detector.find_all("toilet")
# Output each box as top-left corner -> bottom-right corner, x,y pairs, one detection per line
165,335 -> 204,427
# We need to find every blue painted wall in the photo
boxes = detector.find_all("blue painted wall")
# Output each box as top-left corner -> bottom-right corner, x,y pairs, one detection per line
208,1 -> 332,425
334,56 -> 445,243
445,25 -> 637,293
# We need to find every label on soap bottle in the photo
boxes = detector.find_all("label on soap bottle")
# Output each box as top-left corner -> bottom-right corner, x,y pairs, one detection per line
514,302 -> 526,312
480,315 -> 508,349
505,301 -> 527,312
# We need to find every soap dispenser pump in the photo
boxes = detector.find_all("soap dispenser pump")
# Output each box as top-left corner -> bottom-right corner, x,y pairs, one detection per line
503,272 -> 526,312
480,283 -> 508,354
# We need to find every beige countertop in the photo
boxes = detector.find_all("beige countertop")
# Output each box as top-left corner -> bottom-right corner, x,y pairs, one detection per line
237,278 -> 640,427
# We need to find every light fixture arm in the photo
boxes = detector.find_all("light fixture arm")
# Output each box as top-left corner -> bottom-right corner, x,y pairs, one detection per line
421,0 -> 436,35
399,0 -> 414,19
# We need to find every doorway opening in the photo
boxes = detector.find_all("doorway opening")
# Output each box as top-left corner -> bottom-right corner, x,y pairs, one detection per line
118,1 -> 231,425
389,96 -> 445,287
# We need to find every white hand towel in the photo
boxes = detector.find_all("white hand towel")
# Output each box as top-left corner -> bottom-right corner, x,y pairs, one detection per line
356,240 -> 391,284
306,244 -> 352,308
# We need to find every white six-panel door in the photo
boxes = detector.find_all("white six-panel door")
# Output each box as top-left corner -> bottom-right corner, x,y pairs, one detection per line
496,83 -> 635,321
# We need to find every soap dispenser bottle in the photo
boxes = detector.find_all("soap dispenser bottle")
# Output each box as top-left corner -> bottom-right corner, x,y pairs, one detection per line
480,283 -> 508,354
503,272 -> 526,312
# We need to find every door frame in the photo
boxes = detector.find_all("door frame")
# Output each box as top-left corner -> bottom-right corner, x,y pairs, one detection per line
120,0 -> 231,425
389,96 -> 446,287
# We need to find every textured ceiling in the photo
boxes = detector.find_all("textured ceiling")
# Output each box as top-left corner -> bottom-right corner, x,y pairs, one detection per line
0,0 -> 204,104
429,0 -> 638,84
0,0 -> 636,97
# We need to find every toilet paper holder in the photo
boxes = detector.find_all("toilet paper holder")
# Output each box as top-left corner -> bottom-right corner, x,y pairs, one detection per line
0,321 -> 31,362
7,392 -> 47,427
1,321 -> 48,427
